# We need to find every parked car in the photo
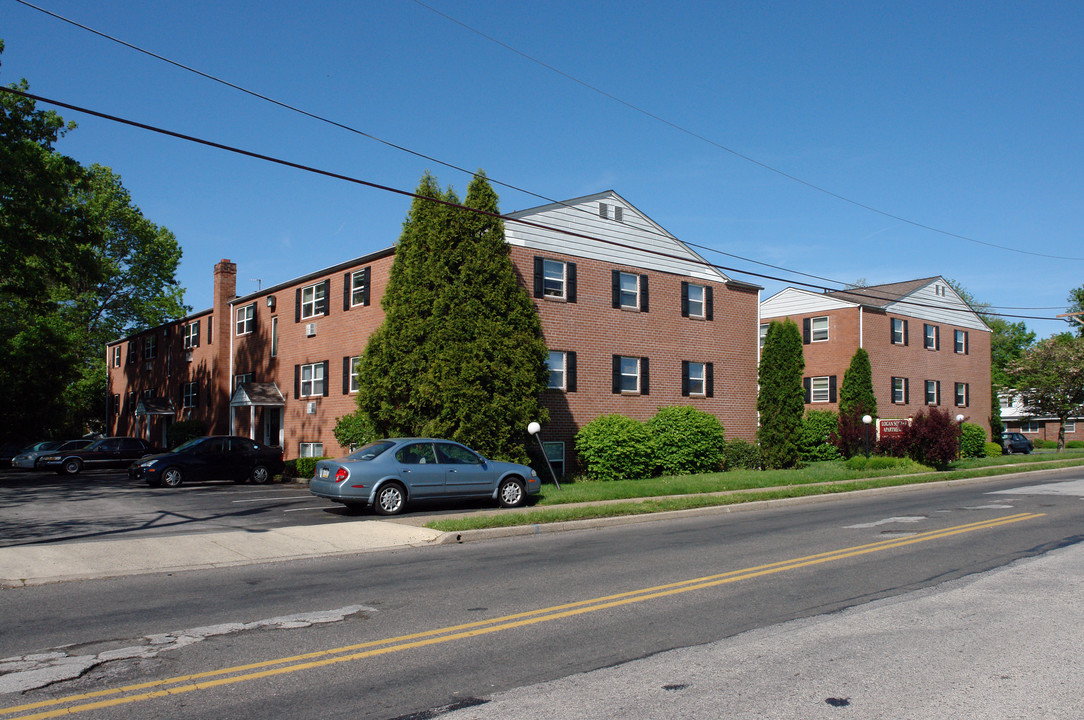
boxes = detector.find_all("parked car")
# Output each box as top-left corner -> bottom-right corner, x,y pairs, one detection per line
12,439 -> 94,470
129,435 -> 285,487
309,438 -> 541,516
1002,432 -> 1034,454
38,437 -> 162,475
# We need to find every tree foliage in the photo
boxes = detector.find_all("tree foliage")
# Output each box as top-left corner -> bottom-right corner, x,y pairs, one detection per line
756,319 -> 805,469
833,348 -> 876,458
799,410 -> 840,461
347,172 -> 549,463
904,407 -> 961,470
1068,286 -> 1084,338
648,405 -> 727,475
1005,335 -> 1084,451
1,50 -> 187,439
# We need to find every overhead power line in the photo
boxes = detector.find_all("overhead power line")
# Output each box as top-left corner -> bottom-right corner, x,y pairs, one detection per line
15,0 -> 1084,267
0,86 -> 1066,324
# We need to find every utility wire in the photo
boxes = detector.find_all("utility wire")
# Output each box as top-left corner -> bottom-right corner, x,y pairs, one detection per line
412,0 -> 1084,263
15,0 -> 1084,273
0,86 -> 1065,324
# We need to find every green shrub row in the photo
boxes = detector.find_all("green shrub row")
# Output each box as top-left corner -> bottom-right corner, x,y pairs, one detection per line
286,456 -> 331,479
575,407 -> 727,482
984,441 -> 1004,457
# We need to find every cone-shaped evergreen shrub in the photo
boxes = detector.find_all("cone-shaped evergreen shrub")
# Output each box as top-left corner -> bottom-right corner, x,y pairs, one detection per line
756,319 -> 805,468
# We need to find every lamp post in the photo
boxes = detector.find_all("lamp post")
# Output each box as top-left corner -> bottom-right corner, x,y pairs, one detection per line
955,414 -> 964,423
862,414 -> 873,459
528,422 -> 560,489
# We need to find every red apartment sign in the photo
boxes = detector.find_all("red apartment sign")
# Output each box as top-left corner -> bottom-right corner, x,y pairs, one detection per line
878,418 -> 910,438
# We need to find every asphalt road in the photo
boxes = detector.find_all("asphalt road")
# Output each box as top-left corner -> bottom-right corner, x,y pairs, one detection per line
1,468 -> 1082,719
0,468 -> 491,547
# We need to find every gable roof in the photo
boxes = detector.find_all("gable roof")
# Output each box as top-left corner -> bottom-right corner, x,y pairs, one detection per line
826,277 -> 940,308
504,190 -> 752,286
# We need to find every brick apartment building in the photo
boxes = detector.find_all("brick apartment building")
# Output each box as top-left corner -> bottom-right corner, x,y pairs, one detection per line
999,394 -> 1084,444
759,277 -> 993,437
106,191 -> 761,472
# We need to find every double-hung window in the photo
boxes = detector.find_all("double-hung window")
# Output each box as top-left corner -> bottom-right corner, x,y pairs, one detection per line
546,350 -> 576,391
234,373 -> 254,391
682,361 -> 713,397
810,377 -> 830,403
349,268 -> 370,307
924,324 -> 940,350
681,282 -> 712,320
891,318 -> 908,345
613,355 -> 649,395
299,362 -> 325,397
759,324 -> 769,350
300,283 -> 326,320
892,377 -> 909,404
144,335 -> 157,359
954,382 -> 969,407
612,271 -> 648,312
925,380 -> 941,405
182,382 -> 198,408
236,303 -> 256,335
348,356 -> 360,393
533,257 -> 576,302
804,316 -> 829,343
1021,421 -> 1040,434
183,321 -> 200,349
954,330 -> 968,354
112,346 -> 121,368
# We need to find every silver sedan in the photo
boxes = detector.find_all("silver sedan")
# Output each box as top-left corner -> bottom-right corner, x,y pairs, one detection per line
309,438 -> 542,515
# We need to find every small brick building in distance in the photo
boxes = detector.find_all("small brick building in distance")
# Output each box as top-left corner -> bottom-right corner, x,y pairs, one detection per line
106,191 -> 762,473
760,278 -> 993,438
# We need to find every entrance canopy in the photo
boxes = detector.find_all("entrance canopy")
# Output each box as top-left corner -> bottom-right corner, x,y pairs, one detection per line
135,398 -> 176,416
230,382 -> 286,407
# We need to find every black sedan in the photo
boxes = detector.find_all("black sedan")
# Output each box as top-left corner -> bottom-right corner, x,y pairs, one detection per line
129,435 -> 285,487
38,437 -> 162,475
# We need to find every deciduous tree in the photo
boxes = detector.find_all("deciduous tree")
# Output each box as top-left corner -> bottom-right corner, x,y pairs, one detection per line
1005,335 -> 1084,451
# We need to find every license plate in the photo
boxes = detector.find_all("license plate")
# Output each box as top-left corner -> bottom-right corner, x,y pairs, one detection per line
319,467 -> 329,478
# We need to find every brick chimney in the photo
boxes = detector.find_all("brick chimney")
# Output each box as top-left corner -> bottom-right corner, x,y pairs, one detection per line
211,259 -> 237,433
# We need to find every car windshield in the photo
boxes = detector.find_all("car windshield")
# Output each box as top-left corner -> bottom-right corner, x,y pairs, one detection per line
347,441 -> 395,461
26,441 -> 62,452
171,437 -> 206,453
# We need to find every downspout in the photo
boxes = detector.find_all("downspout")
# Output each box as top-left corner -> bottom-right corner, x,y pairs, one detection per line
859,306 -> 864,348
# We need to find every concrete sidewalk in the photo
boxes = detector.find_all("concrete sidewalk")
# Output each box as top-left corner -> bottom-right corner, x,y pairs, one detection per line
0,522 -> 446,588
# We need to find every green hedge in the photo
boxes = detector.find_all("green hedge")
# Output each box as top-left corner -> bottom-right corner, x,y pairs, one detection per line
287,456 -> 331,479
1067,441 -> 1084,449
843,455 -> 913,471
575,414 -> 655,481
723,438 -> 761,470
648,406 -> 726,475
799,410 -> 841,462
1034,439 -> 1058,449
958,422 -> 987,459
984,442 -> 1004,457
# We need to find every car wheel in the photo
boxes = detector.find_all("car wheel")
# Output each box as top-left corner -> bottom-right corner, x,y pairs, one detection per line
1005,444 -> 1013,455
497,477 -> 527,508
62,458 -> 82,475
161,467 -> 183,488
373,482 -> 406,516
250,464 -> 271,484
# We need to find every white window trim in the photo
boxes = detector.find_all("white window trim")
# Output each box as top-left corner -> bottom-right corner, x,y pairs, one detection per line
349,356 -> 361,393
112,346 -> 121,368
811,376 -> 830,403
143,335 -> 157,359
811,316 -> 829,342
1065,420 -> 1077,433
892,377 -> 906,404
954,329 -> 967,354
301,283 -> 325,320
350,271 -> 367,307
925,380 -> 939,405
924,324 -> 937,350
955,382 -> 968,407
687,361 -> 706,396
1021,421 -> 1040,434
892,318 -> 905,345
547,351 -> 566,390
299,362 -> 325,397
619,356 -> 640,394
183,322 -> 198,350
618,272 -> 640,310
687,284 -> 706,319
542,259 -> 566,300
299,442 -> 324,458
236,303 -> 256,336
182,382 -> 198,408
271,316 -> 279,358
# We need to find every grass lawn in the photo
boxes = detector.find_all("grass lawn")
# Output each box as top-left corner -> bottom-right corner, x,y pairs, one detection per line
425,450 -> 1084,532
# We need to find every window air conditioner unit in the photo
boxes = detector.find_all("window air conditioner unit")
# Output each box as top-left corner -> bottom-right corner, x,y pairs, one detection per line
144,361 -> 152,370
185,351 -> 193,362
306,401 -> 317,415
305,323 -> 317,337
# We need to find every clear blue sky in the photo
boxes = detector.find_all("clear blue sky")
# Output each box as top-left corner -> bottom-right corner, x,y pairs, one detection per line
3,0 -> 1082,338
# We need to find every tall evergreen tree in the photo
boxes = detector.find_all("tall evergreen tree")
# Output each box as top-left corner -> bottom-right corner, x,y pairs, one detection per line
835,347 -> 877,458
757,319 -> 805,469
345,172 -> 548,462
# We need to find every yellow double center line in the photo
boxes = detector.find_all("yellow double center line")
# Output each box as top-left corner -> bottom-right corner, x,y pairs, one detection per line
2,512 -> 1043,719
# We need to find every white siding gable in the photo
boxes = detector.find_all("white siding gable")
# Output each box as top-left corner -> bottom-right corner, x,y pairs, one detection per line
886,279 -> 990,332
761,287 -> 858,319
504,191 -> 727,283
